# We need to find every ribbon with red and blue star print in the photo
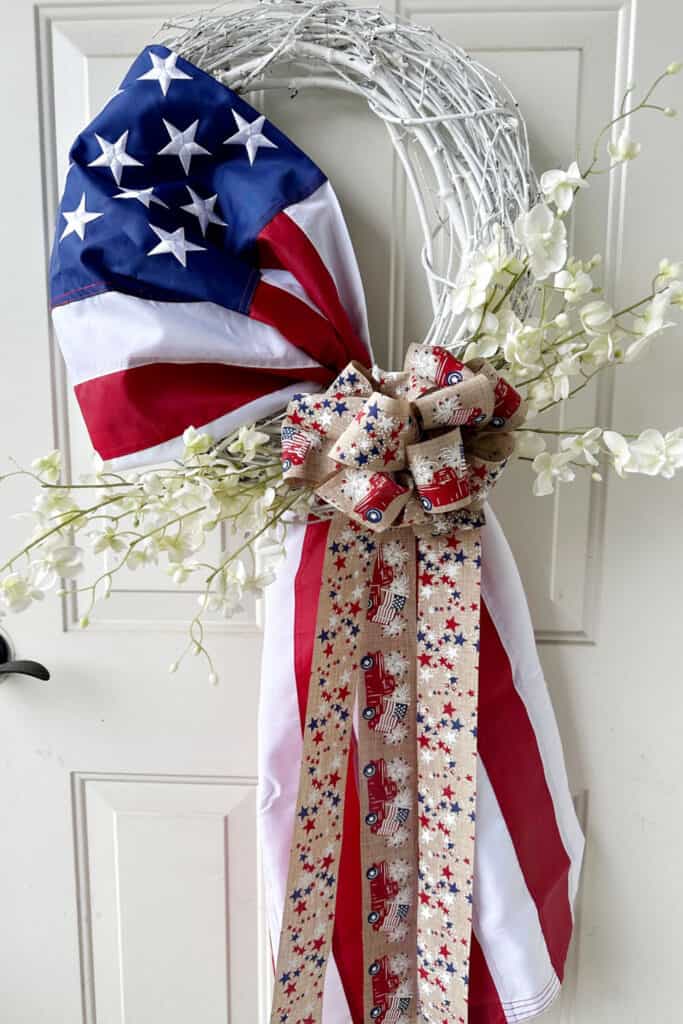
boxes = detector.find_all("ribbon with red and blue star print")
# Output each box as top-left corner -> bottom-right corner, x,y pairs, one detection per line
270,346 -> 524,1024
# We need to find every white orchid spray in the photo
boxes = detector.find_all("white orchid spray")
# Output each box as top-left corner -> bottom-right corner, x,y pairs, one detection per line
1,64 -> 682,678
0,422 -> 308,682
452,63 -> 683,496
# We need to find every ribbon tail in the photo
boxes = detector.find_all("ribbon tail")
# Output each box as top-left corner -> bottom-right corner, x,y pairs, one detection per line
270,515 -> 368,1024
356,530 -> 419,1021
415,527 -> 482,1023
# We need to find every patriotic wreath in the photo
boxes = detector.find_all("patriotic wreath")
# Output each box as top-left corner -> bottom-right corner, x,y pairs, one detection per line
1,0 -> 682,686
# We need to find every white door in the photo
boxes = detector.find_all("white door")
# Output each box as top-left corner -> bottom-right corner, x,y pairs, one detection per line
1,2 -> 681,1023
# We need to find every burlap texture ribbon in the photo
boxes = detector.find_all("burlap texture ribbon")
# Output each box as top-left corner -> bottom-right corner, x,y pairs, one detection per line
271,345 -> 525,1024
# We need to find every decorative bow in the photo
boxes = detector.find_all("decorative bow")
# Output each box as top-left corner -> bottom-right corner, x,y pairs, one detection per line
281,344 -> 525,532
271,346 -> 525,1024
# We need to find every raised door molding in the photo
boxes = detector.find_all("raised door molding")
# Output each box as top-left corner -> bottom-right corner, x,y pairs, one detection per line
71,770 -> 268,1023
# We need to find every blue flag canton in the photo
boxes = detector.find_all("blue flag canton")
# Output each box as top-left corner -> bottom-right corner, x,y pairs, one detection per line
50,45 -> 326,312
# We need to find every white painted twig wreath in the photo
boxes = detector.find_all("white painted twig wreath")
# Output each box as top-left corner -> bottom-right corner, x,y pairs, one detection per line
1,2 -> 681,681
160,0 -> 539,349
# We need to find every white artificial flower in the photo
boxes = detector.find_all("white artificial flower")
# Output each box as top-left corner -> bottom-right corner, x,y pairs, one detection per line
580,332 -> 618,371
668,279 -> 683,308
658,257 -> 683,281
554,262 -> 593,304
526,378 -> 554,415
540,160 -> 588,213
158,527 -> 205,564
227,424 -> 271,458
207,560 -> 247,617
514,203 -> 567,280
126,538 -> 160,570
608,127 -> 641,163
141,472 -> 165,497
514,431 -> 547,458
627,428 -> 683,478
451,254 -> 495,314
32,487 -> 79,524
550,354 -> 581,401
182,426 -> 213,460
503,324 -> 543,380
602,431 -> 634,476
0,571 -> 46,612
31,450 -> 62,484
624,291 -> 674,361
531,450 -> 576,496
92,526 -> 128,555
560,427 -> 603,466
579,299 -> 614,335
45,543 -> 84,578
168,562 -> 199,585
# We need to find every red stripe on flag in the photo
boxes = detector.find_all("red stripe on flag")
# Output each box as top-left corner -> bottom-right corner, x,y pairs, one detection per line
74,361 -> 332,460
468,932 -> 507,1024
250,279 -> 360,376
294,521 -> 364,1023
257,211 -> 370,367
478,600 -> 573,981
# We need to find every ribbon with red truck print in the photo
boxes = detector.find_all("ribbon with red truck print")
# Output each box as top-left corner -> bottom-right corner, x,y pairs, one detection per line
271,345 -> 526,1024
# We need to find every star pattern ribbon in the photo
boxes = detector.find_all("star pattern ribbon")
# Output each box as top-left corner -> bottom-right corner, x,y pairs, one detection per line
271,345 -> 525,1024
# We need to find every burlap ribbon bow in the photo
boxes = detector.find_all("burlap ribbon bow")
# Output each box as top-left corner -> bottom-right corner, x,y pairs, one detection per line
271,345 -> 525,1024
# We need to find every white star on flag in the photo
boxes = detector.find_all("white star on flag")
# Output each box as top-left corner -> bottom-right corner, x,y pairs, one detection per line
60,193 -> 103,241
113,186 -> 168,209
146,224 -> 205,267
136,51 -> 192,95
223,110 -> 278,166
88,130 -> 142,185
180,186 -> 227,236
157,119 -> 211,175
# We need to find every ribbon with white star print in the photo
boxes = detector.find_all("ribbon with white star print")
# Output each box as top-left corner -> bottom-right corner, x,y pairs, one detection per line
271,346 -> 524,1024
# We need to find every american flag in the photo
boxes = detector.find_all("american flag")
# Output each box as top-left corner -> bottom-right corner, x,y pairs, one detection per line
50,45 -> 370,469
381,901 -> 410,933
372,589 -> 407,626
378,805 -> 410,837
378,699 -> 408,733
382,996 -> 412,1024
282,425 -> 311,460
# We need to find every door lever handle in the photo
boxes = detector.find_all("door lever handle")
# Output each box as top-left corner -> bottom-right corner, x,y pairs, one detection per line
0,634 -> 50,681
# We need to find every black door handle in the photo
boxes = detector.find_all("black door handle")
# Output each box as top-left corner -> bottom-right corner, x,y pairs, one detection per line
0,634 -> 50,681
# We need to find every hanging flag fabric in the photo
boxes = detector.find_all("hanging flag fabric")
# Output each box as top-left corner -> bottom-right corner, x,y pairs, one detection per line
49,45 -> 370,470
49,45 -> 585,1024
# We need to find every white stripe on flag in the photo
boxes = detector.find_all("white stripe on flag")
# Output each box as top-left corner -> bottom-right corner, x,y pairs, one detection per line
260,268 -> 327,317
474,759 -> 561,1020
284,181 -> 372,358
52,290 -> 324,387
481,506 -> 585,909
259,521 -> 352,1024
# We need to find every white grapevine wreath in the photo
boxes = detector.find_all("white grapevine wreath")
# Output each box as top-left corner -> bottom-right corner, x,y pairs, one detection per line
1,0 -> 682,683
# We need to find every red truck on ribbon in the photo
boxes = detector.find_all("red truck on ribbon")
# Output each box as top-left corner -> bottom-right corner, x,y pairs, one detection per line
360,652 -> 408,734
366,862 -> 409,934
368,956 -> 411,1022
367,550 -> 406,626
354,473 -> 407,526
432,346 -> 466,387
491,375 -> 522,427
417,465 -> 470,512
363,758 -> 409,836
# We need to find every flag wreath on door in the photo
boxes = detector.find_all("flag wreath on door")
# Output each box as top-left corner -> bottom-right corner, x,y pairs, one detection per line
47,37 -> 586,1024
4,1 -> 683,1021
